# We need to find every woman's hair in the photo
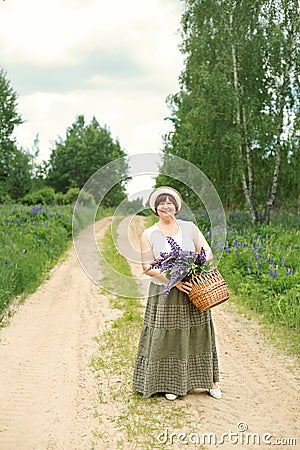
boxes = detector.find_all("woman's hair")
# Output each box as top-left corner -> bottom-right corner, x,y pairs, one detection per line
154,194 -> 178,214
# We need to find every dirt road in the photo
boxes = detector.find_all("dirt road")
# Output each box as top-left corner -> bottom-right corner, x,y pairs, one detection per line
0,216 -> 299,450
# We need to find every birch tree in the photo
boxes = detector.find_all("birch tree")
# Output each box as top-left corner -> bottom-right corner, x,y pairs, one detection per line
161,0 -> 300,223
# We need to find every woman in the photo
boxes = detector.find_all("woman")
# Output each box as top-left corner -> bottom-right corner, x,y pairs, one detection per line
132,186 -> 221,401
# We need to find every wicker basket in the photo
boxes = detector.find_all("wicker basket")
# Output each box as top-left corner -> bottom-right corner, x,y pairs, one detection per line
188,267 -> 229,312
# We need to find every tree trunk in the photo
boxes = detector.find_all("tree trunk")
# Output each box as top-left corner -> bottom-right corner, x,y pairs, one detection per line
263,16 -> 294,224
242,105 -> 258,224
263,127 -> 281,224
230,14 -> 258,225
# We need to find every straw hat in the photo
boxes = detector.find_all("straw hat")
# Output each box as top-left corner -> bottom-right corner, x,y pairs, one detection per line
148,186 -> 182,216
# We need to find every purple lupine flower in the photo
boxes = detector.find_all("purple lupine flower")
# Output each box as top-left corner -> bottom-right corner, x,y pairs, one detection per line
17,220 -> 22,226
269,267 -> 273,277
289,266 -> 294,275
145,237 -> 210,299
233,238 -> 239,248
45,221 -> 49,228
259,262 -> 263,270
31,207 -> 41,215
166,236 -> 182,255
4,259 -> 8,266
280,258 -> 285,267
272,269 -> 278,279
285,268 -> 290,276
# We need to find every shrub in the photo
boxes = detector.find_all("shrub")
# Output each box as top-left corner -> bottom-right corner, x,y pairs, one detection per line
21,187 -> 56,205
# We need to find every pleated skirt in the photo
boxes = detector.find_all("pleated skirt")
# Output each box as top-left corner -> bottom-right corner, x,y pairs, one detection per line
132,281 -> 220,398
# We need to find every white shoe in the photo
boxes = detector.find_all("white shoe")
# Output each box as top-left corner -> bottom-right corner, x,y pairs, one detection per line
165,393 -> 178,401
209,387 -> 222,399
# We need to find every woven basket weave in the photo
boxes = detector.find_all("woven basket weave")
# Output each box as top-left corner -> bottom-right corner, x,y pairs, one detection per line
188,267 -> 229,312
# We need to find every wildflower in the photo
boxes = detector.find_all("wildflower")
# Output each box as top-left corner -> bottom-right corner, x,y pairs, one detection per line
4,258 -> 8,266
259,262 -> 263,270
280,257 -> 285,267
31,207 -> 41,215
145,236 -> 210,299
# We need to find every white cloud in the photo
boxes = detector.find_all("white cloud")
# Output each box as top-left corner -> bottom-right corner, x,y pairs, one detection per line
0,0 -> 184,194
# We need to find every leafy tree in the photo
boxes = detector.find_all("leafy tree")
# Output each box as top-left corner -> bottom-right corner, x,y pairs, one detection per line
160,0 -> 300,223
5,147 -> 32,200
47,115 -> 129,206
0,68 -> 24,197
0,68 -> 23,181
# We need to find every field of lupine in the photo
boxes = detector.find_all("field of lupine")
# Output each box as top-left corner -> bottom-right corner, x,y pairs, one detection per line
0,204 -> 73,314
195,211 -> 299,351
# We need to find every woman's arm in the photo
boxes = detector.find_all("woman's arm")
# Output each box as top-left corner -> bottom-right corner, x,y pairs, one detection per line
140,230 -> 169,284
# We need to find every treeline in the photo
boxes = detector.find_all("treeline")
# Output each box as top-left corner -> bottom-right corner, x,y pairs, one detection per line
0,68 -> 129,207
157,0 -> 300,224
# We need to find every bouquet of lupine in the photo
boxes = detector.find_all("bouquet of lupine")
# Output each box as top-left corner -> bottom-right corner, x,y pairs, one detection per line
145,236 -> 211,298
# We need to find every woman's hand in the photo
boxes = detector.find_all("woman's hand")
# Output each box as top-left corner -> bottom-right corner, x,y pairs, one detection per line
176,281 -> 193,294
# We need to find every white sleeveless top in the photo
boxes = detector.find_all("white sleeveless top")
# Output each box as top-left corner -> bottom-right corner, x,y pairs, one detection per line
145,219 -> 199,255
145,220 -> 199,284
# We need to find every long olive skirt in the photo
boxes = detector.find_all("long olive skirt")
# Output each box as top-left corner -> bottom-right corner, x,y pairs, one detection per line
132,282 -> 220,398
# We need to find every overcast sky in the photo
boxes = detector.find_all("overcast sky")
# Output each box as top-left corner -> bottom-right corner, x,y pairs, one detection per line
0,0 -> 184,197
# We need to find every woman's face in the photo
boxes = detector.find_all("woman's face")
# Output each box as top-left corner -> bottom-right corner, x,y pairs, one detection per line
156,196 -> 177,217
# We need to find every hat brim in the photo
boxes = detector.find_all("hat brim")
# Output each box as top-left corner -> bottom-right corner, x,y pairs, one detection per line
148,186 -> 183,216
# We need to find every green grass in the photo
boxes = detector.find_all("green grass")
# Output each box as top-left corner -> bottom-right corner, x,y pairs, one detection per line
99,217 -> 140,299
0,203 -> 113,318
0,204 -> 73,315
92,219 -> 205,450
217,213 -> 300,356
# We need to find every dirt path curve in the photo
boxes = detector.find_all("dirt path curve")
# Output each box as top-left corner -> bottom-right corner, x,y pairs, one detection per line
0,217 -> 119,450
0,215 -> 299,450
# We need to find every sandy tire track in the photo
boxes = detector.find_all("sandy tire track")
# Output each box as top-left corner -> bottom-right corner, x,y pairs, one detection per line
0,217 -> 121,450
